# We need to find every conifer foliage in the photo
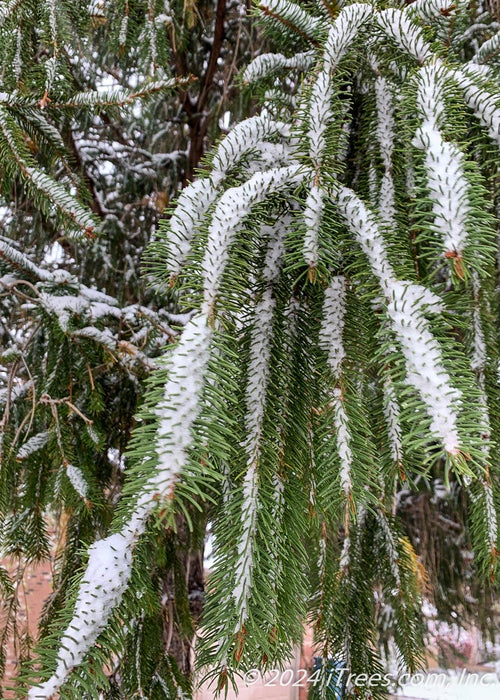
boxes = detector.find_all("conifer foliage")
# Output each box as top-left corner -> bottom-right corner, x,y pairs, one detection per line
3,0 -> 500,698
0,0 -> 253,697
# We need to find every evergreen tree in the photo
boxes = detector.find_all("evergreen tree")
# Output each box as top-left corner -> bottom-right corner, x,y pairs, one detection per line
0,0 -> 254,696
2,0 -> 500,698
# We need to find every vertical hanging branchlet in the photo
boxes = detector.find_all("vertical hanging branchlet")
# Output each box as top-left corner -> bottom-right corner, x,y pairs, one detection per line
376,511 -> 401,590
374,76 -> 397,228
413,62 -> 471,274
336,186 -> 462,456
318,276 -> 353,522
470,274 -> 498,572
383,373 -> 403,465
232,221 -> 287,631
302,3 -> 373,270
373,73 -> 405,493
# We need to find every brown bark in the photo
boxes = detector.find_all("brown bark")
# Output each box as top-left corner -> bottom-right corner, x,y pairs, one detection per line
184,1 -> 227,183
162,514 -> 205,676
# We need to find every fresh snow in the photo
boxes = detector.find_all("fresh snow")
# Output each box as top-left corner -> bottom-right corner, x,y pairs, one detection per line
260,0 -> 323,38
413,63 -> 471,258
16,431 -> 49,460
308,69 -> 333,167
66,464 -> 89,500
28,533 -> 133,699
323,3 -> 373,72
30,314 -> 212,698
332,388 -> 353,496
153,314 -> 212,495
242,51 -> 314,84
383,376 -> 403,464
453,67 -> 500,147
336,186 -> 461,453
244,288 -> 275,459
211,116 -> 289,186
377,511 -> 401,587
319,277 -> 352,496
408,0 -> 458,21
233,241 -> 280,622
377,8 -> 432,63
202,165 -> 302,312
319,276 -> 347,378
232,461 -> 259,623
165,178 -> 219,278
375,77 -> 397,227
303,185 -> 324,266
165,117 -> 291,278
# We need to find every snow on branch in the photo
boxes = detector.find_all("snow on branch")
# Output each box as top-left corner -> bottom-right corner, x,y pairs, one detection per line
336,186 -> 461,454
262,216 -> 289,284
383,376 -> 403,465
65,463 -> 89,501
470,275 -> 497,556
242,51 -> 315,84
452,66 -> 500,147
233,461 -> 259,625
407,0 -> 458,21
71,327 -> 117,352
51,78 -> 187,109
210,116 -> 290,186
152,313 -> 212,496
308,69 -> 334,167
471,31 -> 500,65
164,117 -> 291,279
375,76 -> 396,227
332,389 -> 353,498
319,276 -> 347,380
35,283 -> 171,358
0,107 -> 96,238
319,277 -> 352,498
303,184 -> 324,267
0,237 -> 55,281
30,313 -> 212,697
234,285 -> 276,624
39,293 -> 89,332
308,3 -> 372,167
0,0 -> 22,24
202,165 -> 303,313
165,179 -> 220,279
303,3 -> 374,264
44,55 -> 58,94
376,8 -> 432,63
25,108 -> 65,151
16,431 -> 49,460
484,480 -> 498,559
413,63 -> 471,264
26,168 -> 96,237
231,216 -> 289,626
244,288 -> 275,461
471,278 -> 487,376
28,533 -> 134,699
323,2 -> 373,72
247,141 -> 295,173
258,0 -> 324,41
376,511 -> 401,588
